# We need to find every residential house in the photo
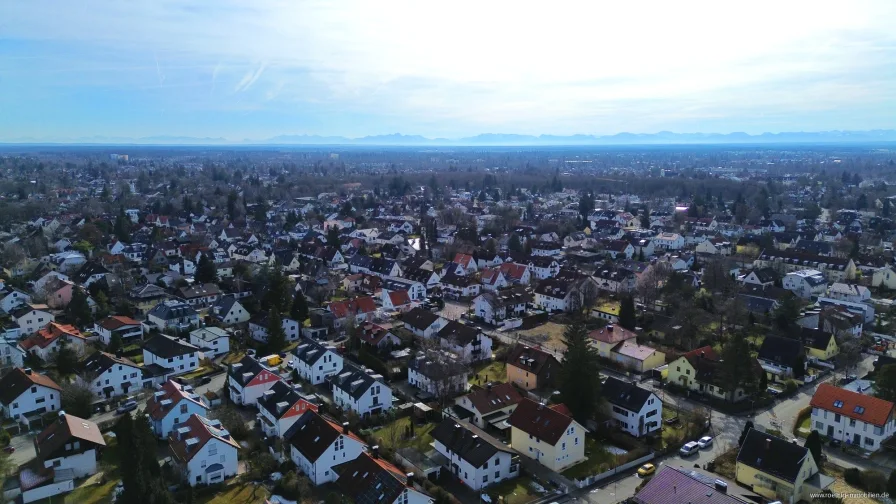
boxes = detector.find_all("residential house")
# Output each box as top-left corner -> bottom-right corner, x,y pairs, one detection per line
440,273 -> 481,299
400,308 -> 447,339
735,429 -> 830,503
667,346 -> 758,402
226,355 -> 282,406
497,262 -> 531,285
696,238 -> 732,256
407,352 -> 469,399
533,278 -> 582,313
589,325 -> 637,359
454,382 -> 524,430
872,266 -> 896,290
810,383 -> 896,451
431,419 -> 519,490
327,297 -> 377,328
178,283 -> 222,308
602,377 -> 661,437
506,345 -> 560,391
283,410 -> 366,485
34,413 -> 106,479
382,289 -> 414,312
0,337 -> 25,372
169,414 -> 240,486
143,334 -> 200,377
603,240 -> 635,259
527,257 -> 560,280
742,267 -> 778,287
472,288 -> 530,326
12,304 -> 54,335
93,315 -> 142,346
653,232 -> 684,251
754,249 -> 856,282
292,340 -> 343,385
593,267 -> 636,294
634,466 -> 751,504
146,300 -> 200,332
800,328 -> 839,362
248,311 -> 301,343
80,351 -> 146,399
0,289 -> 31,313
21,323 -> 86,361
758,335 -> 806,381
610,340 -> 666,373
329,362 -> 393,416
0,368 -> 61,420
479,268 -> 508,292
509,398 -> 586,472
146,380 -> 209,438
381,276 -> 427,301
783,269 -> 827,299
333,451 -> 433,504
438,321 -> 492,363
256,381 -> 319,439
357,322 -> 402,349
827,283 -> 871,304
189,327 -> 230,358
128,284 -> 169,315
817,296 -> 875,325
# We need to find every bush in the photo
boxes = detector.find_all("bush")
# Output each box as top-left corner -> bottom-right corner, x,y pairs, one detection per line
784,380 -> 798,395
0,430 -> 10,447
844,468 -> 862,486
861,469 -> 888,493
275,471 -> 312,501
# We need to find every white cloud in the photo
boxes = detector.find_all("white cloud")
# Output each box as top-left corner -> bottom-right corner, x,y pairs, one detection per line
3,0 -> 896,135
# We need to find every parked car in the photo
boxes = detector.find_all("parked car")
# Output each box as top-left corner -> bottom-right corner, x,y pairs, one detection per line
637,463 -> 656,477
767,387 -> 782,396
680,441 -> 700,456
697,436 -> 713,448
2,446 -> 15,454
199,376 -> 212,385
116,400 -> 138,415
829,438 -> 842,448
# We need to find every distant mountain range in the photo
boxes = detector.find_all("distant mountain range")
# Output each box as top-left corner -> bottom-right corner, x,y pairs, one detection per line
4,130 -> 896,146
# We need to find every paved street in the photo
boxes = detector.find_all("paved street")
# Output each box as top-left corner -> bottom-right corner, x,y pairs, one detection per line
8,372 -> 227,467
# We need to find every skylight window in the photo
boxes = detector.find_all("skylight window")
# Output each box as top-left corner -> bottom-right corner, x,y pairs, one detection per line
833,400 -> 843,408
854,406 -> 865,414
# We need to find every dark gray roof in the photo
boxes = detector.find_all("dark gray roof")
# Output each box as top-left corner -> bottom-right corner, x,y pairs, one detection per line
438,321 -> 482,346
143,334 -> 199,359
736,429 -> 809,483
292,340 -> 336,366
430,419 -> 511,468
329,362 -> 383,400
757,335 -> 805,369
147,300 -> 198,321
257,381 -> 316,420
408,352 -> 468,380
227,355 -> 267,386
400,307 -> 441,331
602,376 -> 654,412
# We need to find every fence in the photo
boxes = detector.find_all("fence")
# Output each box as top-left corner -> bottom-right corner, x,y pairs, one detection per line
571,452 -> 655,488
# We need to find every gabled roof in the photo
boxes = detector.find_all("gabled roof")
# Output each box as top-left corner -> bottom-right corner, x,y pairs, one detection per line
388,290 -> 412,307
81,351 -> 141,377
21,323 -> 84,350
462,382 -> 523,415
178,283 -> 221,299
810,383 -> 894,427
0,368 -> 60,406
736,429 -> 809,483
437,321 -> 481,346
147,299 -> 198,321
227,355 -> 275,386
143,334 -> 199,359
757,335 -> 804,367
328,296 -> 376,319
799,327 -> 834,352
431,419 -> 512,468
329,362 -> 384,400
168,414 -> 239,463
533,278 -> 574,298
509,398 -> 575,445
146,380 -> 207,420
292,340 -> 336,366
506,344 -> 560,377
400,307 -> 442,331
602,377 -> 654,412
408,352 -> 468,380
95,315 -> 140,330
635,466 -> 747,504
333,452 -> 412,504
283,410 -> 364,463
35,413 -> 106,461
257,381 -> 317,421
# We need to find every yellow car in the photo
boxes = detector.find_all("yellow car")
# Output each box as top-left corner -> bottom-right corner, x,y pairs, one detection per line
637,463 -> 656,477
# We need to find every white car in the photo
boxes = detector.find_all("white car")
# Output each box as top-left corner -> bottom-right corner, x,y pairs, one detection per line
680,441 -> 699,456
697,436 -> 713,448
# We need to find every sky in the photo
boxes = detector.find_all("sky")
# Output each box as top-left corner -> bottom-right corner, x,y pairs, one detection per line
2,0 -> 896,142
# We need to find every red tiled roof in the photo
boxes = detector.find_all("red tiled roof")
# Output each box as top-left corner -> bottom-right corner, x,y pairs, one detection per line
22,323 -> 84,350
146,380 -> 207,421
388,290 -> 412,307
328,296 -> 376,318
454,253 -> 473,267
811,383 -> 894,427
168,414 -> 239,463
464,382 -> 523,415
509,398 -> 575,445
498,262 -> 528,281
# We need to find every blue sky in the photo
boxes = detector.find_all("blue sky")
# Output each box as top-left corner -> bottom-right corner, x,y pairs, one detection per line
2,0 -> 895,142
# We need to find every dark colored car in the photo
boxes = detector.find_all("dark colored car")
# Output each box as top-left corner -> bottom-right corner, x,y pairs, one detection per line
116,400 -> 138,415
2,446 -> 15,453
199,376 -> 212,385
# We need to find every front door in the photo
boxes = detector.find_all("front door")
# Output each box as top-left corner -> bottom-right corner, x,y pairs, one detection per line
854,433 -> 861,445
827,426 -> 834,437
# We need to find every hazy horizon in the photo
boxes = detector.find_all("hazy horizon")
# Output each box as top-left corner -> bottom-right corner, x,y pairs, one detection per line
3,1 -> 895,141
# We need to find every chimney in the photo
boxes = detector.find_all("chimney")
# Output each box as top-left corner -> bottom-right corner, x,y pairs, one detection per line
23,368 -> 32,375
406,472 -> 415,484
765,438 -> 771,450
342,422 -> 349,434
115,348 -> 123,359
607,325 -> 614,333
537,402 -> 544,410
486,382 -> 492,391
372,445 -> 380,459
673,485 -> 676,494
58,410 -> 66,418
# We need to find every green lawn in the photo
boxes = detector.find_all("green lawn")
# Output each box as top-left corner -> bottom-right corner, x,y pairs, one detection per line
182,366 -> 213,380
64,435 -> 121,503
222,352 -> 246,365
797,415 -> 812,438
561,437 -> 615,480
470,361 -> 506,385
595,301 -> 620,315
200,482 -> 271,504
486,476 -> 542,504
371,417 -> 435,452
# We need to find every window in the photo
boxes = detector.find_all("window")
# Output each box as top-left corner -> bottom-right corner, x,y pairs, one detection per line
865,437 -> 875,446
575,437 -> 579,445
180,404 -> 188,414
53,460 -> 61,467
495,471 -> 500,479
833,400 -> 843,408
850,419 -> 856,427
816,421 -> 824,430
483,475 -> 488,483
12,403 -> 17,409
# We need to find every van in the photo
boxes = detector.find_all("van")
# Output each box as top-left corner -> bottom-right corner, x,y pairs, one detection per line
261,354 -> 282,367
714,480 -> 728,493
679,441 -> 699,456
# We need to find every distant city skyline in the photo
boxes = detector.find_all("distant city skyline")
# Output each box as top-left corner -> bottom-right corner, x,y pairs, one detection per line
2,1 -> 895,142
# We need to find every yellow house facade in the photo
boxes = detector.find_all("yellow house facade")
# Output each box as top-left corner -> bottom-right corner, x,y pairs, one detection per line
667,347 -> 752,402
509,399 -> 586,472
736,450 -> 819,503
804,334 -> 838,361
